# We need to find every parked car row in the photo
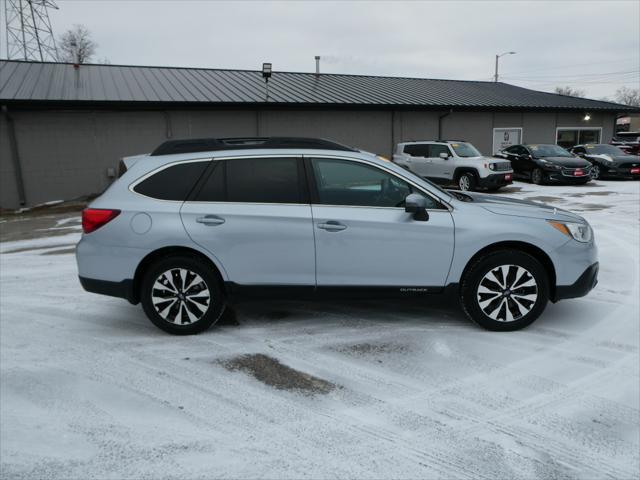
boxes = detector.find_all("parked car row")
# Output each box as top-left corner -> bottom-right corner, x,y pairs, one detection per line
610,131 -> 640,156
390,139 -> 640,191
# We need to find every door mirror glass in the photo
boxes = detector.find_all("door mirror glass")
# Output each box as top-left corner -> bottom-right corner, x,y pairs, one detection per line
439,152 -> 449,160
404,193 -> 429,221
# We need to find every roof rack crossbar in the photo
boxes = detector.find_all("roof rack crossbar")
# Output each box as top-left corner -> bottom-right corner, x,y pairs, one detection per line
150,137 -> 357,156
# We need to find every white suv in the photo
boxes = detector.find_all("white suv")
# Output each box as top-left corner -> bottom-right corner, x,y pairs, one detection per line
393,140 -> 513,191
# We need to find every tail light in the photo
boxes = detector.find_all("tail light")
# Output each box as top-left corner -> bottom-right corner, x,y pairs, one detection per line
82,209 -> 121,234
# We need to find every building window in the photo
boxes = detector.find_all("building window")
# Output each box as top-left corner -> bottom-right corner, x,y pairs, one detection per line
556,128 -> 601,149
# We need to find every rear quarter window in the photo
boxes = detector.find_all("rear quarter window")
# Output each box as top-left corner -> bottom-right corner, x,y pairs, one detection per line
133,161 -> 209,200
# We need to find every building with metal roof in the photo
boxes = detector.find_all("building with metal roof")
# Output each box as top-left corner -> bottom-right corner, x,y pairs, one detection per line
1,60 -> 637,208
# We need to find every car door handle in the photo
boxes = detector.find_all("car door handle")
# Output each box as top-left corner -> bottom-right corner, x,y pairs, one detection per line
317,221 -> 347,232
196,215 -> 225,226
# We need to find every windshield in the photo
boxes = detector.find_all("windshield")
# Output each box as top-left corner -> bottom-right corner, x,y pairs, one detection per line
529,144 -> 573,158
614,133 -> 640,142
585,144 -> 625,155
450,142 -> 482,158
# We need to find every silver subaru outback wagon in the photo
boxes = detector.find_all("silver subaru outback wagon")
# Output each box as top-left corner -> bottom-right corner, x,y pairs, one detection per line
76,137 -> 598,335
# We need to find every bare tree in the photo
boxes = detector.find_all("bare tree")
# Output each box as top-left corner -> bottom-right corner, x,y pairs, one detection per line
554,86 -> 586,98
615,86 -> 640,107
58,25 -> 97,64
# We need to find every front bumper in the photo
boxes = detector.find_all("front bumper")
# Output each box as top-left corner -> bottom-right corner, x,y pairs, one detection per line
478,172 -> 513,188
554,262 -> 599,301
545,170 -> 591,183
600,165 -> 640,179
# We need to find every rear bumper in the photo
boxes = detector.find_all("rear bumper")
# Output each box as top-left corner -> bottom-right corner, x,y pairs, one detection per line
553,262 -> 599,301
79,276 -> 137,304
478,172 -> 513,188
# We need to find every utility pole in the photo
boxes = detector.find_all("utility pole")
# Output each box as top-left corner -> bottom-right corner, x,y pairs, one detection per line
494,51 -> 516,82
4,0 -> 59,61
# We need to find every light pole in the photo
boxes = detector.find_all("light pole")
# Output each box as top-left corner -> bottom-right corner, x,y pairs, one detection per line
494,51 -> 516,82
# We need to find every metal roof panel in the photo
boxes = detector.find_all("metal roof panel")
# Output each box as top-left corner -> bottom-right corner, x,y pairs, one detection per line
0,60 -> 636,112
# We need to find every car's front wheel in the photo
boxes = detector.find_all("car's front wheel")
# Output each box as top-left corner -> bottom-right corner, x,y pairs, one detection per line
141,255 -> 225,335
458,172 -> 477,191
531,168 -> 545,185
461,250 -> 549,331
590,164 -> 601,180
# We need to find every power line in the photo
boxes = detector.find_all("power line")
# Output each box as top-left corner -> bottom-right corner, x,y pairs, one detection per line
500,58 -> 634,77
502,69 -> 639,80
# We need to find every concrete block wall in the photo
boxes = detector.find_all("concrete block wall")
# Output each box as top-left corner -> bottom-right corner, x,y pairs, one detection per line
0,107 -> 618,209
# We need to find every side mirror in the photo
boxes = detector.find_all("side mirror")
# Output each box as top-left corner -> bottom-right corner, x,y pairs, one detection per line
439,152 -> 449,160
405,193 -> 429,221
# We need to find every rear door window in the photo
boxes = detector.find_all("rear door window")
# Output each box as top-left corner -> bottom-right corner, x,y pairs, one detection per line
194,157 -> 305,204
403,144 -> 430,157
133,161 -> 209,200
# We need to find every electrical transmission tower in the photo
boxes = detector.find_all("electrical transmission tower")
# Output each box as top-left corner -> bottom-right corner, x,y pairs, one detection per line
3,0 -> 59,61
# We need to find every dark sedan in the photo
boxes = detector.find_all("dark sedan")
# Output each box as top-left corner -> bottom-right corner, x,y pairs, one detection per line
570,144 -> 640,180
497,144 -> 591,185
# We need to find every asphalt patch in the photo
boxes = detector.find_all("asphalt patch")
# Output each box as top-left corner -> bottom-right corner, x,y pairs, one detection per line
567,191 -> 615,197
1,242 -> 77,254
40,247 -> 77,256
217,307 -> 240,326
525,196 -> 564,204
337,342 -> 410,356
571,203 -> 612,211
221,354 -> 335,395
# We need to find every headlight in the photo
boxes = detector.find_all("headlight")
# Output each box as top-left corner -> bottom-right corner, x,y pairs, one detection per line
539,159 -> 561,170
548,220 -> 593,243
489,163 -> 496,171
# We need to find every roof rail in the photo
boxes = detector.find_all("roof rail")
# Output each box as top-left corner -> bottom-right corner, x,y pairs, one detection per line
150,137 -> 357,156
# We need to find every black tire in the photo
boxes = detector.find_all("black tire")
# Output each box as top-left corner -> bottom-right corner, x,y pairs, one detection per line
590,164 -> 601,180
141,255 -> 225,335
531,168 -> 545,185
457,172 -> 477,191
460,250 -> 549,331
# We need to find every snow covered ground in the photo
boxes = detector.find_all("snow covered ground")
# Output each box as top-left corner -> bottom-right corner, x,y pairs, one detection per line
1,180 -> 639,479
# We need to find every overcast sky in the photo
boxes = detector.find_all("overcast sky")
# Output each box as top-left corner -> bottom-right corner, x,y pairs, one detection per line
14,0 -> 640,99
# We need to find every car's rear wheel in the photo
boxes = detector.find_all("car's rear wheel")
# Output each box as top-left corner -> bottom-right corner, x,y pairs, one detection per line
531,168 -> 545,185
458,172 -> 477,191
141,255 -> 225,335
461,250 -> 549,331
590,165 -> 601,180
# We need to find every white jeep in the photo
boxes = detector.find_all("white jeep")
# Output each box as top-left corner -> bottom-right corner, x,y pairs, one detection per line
392,140 -> 513,191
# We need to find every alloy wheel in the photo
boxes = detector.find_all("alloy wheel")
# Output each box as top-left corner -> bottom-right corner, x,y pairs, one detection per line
532,169 -> 544,184
591,165 -> 600,180
459,175 -> 471,191
151,268 -> 211,324
476,264 -> 538,322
